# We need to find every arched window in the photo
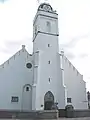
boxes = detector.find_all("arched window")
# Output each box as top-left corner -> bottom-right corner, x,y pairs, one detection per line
44,91 -> 54,102
23,84 -> 32,92
26,86 -> 30,91
44,91 -> 54,110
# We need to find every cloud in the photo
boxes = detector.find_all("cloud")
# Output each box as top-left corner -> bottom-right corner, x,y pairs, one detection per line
0,0 -> 90,90
0,37 -> 33,64
65,52 -> 75,60
5,41 -> 23,47
78,54 -> 88,58
0,37 -> 32,56
60,34 -> 90,49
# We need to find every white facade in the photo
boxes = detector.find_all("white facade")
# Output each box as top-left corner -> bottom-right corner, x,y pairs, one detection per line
60,52 -> 88,109
0,3 -> 88,111
0,45 -> 33,111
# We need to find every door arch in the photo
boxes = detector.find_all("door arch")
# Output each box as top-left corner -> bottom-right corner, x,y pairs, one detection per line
44,91 -> 54,110
22,84 -> 32,111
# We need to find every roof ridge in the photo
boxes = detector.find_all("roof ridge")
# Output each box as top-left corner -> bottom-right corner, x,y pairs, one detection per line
64,55 -> 82,76
0,48 -> 30,68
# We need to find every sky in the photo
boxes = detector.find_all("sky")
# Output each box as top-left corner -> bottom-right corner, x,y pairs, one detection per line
0,0 -> 90,91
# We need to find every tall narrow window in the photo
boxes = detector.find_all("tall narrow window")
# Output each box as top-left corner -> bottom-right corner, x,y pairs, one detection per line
49,78 -> 50,82
47,21 -> 51,32
48,44 -> 50,47
48,61 -> 50,64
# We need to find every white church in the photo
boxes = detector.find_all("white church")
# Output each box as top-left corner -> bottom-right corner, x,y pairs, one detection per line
0,3 -> 88,111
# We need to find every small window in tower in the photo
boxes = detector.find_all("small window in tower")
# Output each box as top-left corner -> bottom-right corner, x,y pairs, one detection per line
48,61 -> 50,64
49,78 -> 50,82
48,44 -> 50,47
46,21 -> 51,32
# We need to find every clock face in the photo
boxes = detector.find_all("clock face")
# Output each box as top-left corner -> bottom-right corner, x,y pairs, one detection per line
38,3 -> 53,12
43,5 -> 51,11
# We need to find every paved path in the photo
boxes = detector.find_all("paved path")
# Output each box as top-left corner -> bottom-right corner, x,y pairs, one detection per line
58,118 -> 90,120
0,118 -> 90,120
22,118 -> 90,120
24,118 -> 90,120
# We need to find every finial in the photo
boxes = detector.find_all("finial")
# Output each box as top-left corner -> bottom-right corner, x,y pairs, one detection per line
22,45 -> 25,49
37,0 -> 49,4
61,50 -> 64,56
37,0 -> 40,3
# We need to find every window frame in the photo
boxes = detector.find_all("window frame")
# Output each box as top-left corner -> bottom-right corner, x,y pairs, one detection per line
11,96 -> 19,103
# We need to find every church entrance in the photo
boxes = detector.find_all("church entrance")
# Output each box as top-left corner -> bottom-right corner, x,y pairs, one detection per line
44,91 -> 54,110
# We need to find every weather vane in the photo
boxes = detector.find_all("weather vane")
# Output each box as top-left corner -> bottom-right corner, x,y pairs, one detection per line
37,0 -> 49,4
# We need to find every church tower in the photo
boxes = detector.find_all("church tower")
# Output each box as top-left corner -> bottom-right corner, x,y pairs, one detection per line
32,3 -> 66,110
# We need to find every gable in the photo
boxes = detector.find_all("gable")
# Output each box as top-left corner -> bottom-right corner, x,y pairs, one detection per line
0,47 -> 33,70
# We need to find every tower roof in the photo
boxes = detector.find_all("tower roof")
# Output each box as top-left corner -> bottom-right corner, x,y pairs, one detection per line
38,3 -> 54,12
